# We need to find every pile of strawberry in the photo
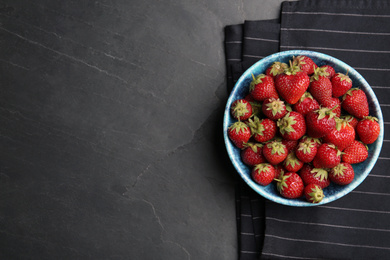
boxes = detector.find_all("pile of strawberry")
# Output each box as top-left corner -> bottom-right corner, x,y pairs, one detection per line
228,55 -> 380,203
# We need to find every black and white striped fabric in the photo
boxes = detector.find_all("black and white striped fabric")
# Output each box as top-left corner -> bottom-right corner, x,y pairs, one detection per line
224,1 -> 390,259
225,20 -> 281,260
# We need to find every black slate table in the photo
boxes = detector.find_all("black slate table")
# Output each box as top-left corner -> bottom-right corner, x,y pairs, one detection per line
0,1 -> 286,259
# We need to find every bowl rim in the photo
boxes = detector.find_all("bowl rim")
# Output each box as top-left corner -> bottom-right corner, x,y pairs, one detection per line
223,50 -> 384,207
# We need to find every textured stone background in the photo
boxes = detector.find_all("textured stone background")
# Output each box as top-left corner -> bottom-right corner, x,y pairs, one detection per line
0,1 -> 284,259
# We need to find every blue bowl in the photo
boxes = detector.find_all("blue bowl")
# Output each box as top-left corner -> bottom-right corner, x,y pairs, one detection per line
223,50 -> 384,206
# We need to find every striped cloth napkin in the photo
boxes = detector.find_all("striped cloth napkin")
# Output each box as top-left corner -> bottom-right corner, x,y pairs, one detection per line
224,1 -> 390,259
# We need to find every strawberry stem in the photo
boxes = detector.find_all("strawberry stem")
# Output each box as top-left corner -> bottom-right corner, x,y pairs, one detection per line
251,73 -> 256,81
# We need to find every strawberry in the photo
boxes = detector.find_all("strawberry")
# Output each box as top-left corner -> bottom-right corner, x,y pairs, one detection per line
304,183 -> 325,203
245,95 -> 262,117
306,107 -> 337,138
275,63 -> 310,105
332,72 -> 352,98
292,55 -> 318,75
312,143 -> 341,169
248,101 -> 262,117
251,163 -> 276,186
295,138 -> 317,163
249,74 -> 279,102
323,118 -> 355,151
277,111 -> 306,141
341,88 -> 369,119
300,164 -> 330,189
262,98 -> 287,120
241,143 -> 266,167
341,115 -> 359,129
228,121 -> 251,149
231,99 -> 253,121
329,163 -> 355,185
263,140 -> 288,165
323,97 -> 341,117
244,94 -> 255,102
320,65 -> 335,79
300,135 -> 322,148
266,61 -> 288,79
292,92 -> 320,117
342,140 -> 369,164
247,117 -> 277,143
283,152 -> 304,172
275,172 -> 304,199
274,164 -> 285,180
282,139 -> 299,153
308,67 -> 333,105
356,116 -> 380,144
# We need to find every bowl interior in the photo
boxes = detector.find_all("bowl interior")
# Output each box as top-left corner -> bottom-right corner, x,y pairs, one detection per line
223,50 -> 384,206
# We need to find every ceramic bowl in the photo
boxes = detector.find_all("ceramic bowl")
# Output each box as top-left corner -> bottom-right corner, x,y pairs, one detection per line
223,50 -> 384,206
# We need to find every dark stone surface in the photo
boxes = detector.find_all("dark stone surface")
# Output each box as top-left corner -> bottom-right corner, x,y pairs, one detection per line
0,1 -> 284,259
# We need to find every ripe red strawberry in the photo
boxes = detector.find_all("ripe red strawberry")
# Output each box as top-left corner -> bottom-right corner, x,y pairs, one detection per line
309,67 -> 333,105
292,92 -> 320,117
251,163 -> 276,186
312,143 -> 341,169
300,164 -> 330,189
274,164 -> 285,180
228,121 -> 251,149
277,111 -> 306,141
247,117 -> 277,143
304,183 -> 325,203
248,101 -> 262,117
300,135 -> 322,148
323,118 -> 355,151
275,63 -> 310,105
282,139 -> 298,153
341,115 -> 359,129
306,107 -> 337,138
262,98 -> 287,120
263,140 -> 288,165
332,72 -> 352,98
342,140 -> 369,164
323,97 -> 341,117
283,152 -> 304,172
276,172 -> 304,199
329,163 -> 355,185
341,88 -> 369,119
244,94 -> 256,102
295,138 -> 317,163
249,74 -> 279,102
244,94 -> 262,116
356,116 -> 380,144
292,55 -> 318,75
241,143 -> 266,167
266,61 -> 288,79
231,99 -> 253,121
320,65 -> 335,79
